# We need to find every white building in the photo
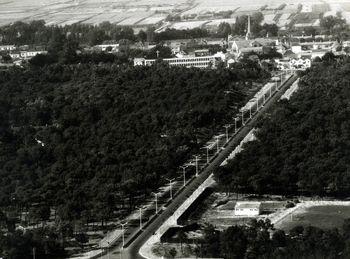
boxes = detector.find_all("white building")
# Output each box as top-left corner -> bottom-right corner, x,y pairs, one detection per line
0,45 -> 16,51
95,44 -> 119,52
234,202 -> 261,216
9,53 -> 21,59
9,50 -> 47,60
134,55 -> 223,69
20,50 -> 47,59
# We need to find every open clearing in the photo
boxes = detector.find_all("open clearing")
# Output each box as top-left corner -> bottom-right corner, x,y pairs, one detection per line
182,191 -> 350,233
180,192 -> 288,231
275,204 -> 350,231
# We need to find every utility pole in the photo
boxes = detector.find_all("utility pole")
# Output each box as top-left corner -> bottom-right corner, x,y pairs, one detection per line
224,125 -> 230,143
107,241 -> 110,259
234,118 -> 238,133
249,105 -> 252,118
180,166 -> 187,187
32,247 -> 36,259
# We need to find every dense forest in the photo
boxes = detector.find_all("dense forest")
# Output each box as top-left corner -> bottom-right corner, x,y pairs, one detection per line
198,219 -> 350,259
215,55 -> 350,197
0,61 -> 268,241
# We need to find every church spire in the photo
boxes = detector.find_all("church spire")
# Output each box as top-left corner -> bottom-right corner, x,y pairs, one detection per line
245,15 -> 251,40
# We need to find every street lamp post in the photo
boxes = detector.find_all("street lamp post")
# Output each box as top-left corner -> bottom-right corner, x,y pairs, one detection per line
139,208 -> 142,230
166,178 -> 175,199
120,222 -> 127,248
224,125 -> 230,143
241,111 -> 245,126
205,146 -> 210,163
263,92 -> 266,104
214,136 -> 220,153
194,155 -> 199,176
152,192 -> 158,213
180,166 -> 187,187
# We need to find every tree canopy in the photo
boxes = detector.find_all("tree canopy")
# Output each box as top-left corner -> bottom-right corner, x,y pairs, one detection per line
0,61 -> 268,228
199,219 -> 350,259
215,56 -> 350,197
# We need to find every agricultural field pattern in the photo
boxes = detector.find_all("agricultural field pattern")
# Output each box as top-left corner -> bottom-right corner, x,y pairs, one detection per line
1,0 -> 350,28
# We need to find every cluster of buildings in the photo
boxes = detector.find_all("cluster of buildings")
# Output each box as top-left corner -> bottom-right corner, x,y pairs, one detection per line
133,16 -> 349,71
132,34 -> 340,70
0,44 -> 47,66
131,17 -> 315,70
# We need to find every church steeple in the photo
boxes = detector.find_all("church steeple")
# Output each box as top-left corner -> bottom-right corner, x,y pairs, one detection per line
245,15 -> 251,40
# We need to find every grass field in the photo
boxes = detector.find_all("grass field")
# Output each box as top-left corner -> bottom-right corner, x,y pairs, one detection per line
276,205 -> 350,231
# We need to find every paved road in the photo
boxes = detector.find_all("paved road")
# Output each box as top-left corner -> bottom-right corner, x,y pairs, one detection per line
105,73 -> 299,259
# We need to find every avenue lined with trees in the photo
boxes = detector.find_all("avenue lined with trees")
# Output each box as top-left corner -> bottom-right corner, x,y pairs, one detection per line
215,55 -> 350,197
0,60 -> 268,257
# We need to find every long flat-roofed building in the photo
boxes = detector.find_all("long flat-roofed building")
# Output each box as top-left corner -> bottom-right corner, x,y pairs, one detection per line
134,55 -> 223,69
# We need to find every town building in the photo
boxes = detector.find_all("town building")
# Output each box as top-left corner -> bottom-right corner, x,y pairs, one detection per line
234,202 -> 262,216
20,50 -> 47,59
0,45 -> 16,51
134,53 -> 225,69
229,37 -> 276,57
9,50 -> 47,60
94,43 -> 119,52
194,49 -> 210,57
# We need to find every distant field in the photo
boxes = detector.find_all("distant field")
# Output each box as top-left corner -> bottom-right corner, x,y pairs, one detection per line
0,0 -> 188,26
1,0 -> 350,27
276,205 -> 350,231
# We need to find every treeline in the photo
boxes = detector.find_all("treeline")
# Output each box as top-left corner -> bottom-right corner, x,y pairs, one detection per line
0,61 -> 269,235
28,44 -> 173,66
215,55 -> 350,197
0,227 -> 65,259
0,13 -> 280,48
0,20 -> 136,46
199,219 -> 350,258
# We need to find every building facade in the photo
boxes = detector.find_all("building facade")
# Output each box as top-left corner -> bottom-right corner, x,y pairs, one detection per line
234,202 -> 261,216
134,55 -> 223,69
